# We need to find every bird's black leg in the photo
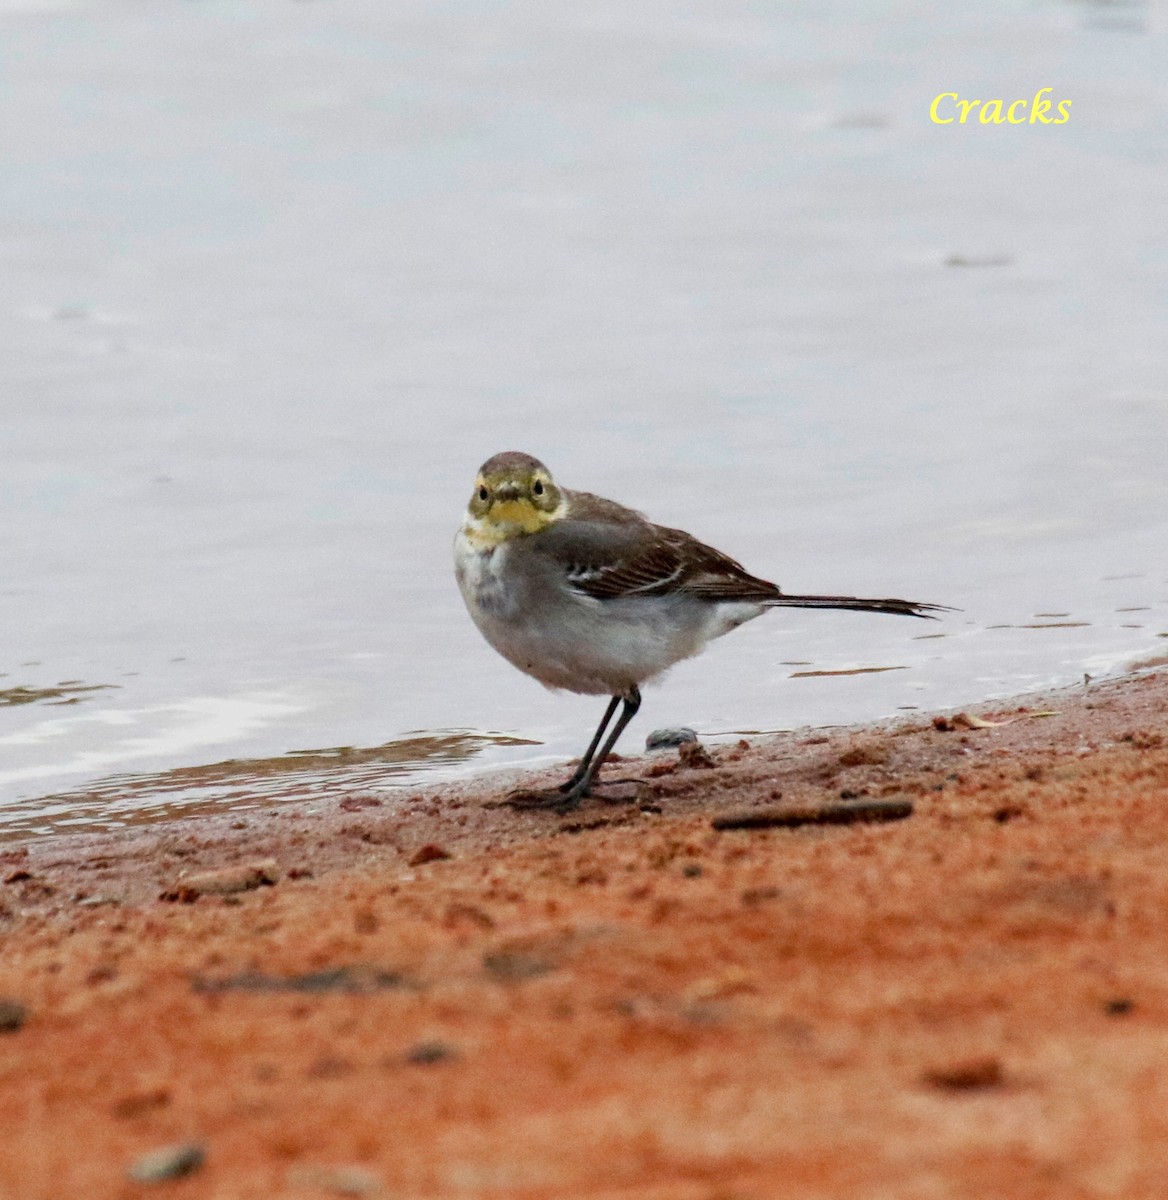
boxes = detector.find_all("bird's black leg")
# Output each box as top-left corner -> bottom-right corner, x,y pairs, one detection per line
560,686 -> 642,805
557,695 -> 622,793
505,688 -> 642,811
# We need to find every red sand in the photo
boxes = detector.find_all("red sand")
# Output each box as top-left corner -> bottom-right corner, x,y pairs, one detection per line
1,669 -> 1167,1199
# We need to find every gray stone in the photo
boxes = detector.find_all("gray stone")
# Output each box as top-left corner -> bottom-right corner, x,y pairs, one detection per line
645,727 -> 697,750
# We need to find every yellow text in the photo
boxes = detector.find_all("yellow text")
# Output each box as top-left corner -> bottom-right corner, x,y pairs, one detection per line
930,88 -> 1071,125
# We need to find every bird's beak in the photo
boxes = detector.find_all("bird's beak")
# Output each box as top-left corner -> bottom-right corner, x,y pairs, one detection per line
494,482 -> 522,502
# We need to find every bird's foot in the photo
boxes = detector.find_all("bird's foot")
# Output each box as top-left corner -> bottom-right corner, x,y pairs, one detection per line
499,770 -> 646,812
501,785 -> 585,812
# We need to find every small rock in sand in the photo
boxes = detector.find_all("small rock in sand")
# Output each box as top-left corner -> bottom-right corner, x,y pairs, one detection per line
408,843 -> 452,867
127,1141 -> 206,1182
0,999 -> 28,1033
922,1056 -> 1004,1091
645,727 -> 697,750
405,1040 -> 457,1065
160,859 -> 281,902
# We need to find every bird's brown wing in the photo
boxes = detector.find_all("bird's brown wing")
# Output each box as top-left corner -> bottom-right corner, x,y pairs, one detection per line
537,492 -> 781,603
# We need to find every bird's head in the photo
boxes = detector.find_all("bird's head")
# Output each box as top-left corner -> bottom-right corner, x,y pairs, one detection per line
463,451 -> 567,545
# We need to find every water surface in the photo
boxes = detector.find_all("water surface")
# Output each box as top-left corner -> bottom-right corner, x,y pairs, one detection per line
2,0 -> 1165,835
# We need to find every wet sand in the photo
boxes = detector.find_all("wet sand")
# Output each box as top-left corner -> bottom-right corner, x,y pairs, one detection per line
1,667 -> 1167,1198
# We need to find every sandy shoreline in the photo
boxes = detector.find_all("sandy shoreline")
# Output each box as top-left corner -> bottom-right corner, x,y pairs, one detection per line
2,668 -> 1167,1197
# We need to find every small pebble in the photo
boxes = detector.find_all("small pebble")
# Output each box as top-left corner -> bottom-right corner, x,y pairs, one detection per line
127,1142 -> 206,1183
0,999 -> 28,1033
923,1056 -> 1003,1091
406,1040 -> 457,1065
408,843 -> 451,867
645,727 -> 697,750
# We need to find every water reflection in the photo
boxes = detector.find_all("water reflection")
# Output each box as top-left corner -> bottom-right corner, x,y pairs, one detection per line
0,731 -> 537,841
0,683 -> 117,707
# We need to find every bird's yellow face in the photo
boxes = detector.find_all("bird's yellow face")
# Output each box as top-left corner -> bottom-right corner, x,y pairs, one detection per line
463,454 -> 567,548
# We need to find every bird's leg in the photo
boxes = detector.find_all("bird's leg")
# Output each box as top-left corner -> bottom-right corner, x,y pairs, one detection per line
557,695 -> 622,793
559,686 -> 642,806
505,688 -> 642,811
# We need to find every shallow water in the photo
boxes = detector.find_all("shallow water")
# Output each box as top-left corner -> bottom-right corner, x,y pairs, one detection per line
2,0 -> 1165,835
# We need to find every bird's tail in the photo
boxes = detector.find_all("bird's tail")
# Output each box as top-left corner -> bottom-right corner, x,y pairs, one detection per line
764,594 -> 948,619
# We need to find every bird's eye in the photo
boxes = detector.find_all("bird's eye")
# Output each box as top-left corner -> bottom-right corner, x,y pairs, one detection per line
533,480 -> 544,496
478,486 -> 489,502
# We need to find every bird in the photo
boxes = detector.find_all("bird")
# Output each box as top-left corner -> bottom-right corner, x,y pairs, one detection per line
453,451 -> 945,810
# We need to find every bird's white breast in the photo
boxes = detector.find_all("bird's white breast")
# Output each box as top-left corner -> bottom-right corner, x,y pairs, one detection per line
453,523 -> 767,696
453,529 -> 518,621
